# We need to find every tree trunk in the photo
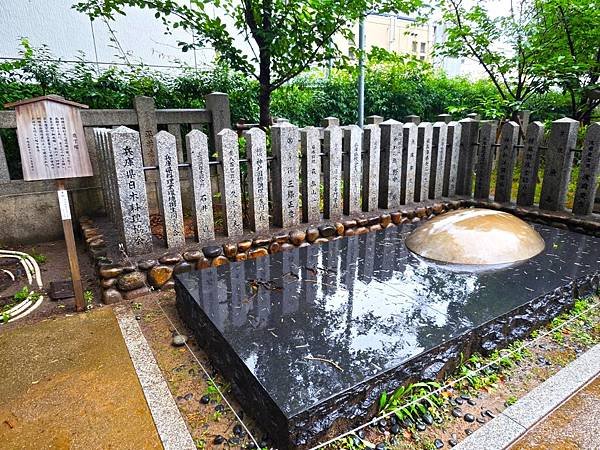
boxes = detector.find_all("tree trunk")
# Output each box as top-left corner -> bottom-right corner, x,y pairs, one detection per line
259,81 -> 271,128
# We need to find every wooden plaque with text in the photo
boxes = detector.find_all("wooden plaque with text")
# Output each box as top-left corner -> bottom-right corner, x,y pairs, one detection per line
6,95 -> 93,180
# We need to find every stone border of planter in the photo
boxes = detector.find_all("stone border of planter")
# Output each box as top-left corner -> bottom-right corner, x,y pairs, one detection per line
114,305 -> 196,450
455,342 -> 600,450
77,199 -> 600,305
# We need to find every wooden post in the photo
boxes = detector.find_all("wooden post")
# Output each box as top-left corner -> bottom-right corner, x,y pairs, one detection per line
56,179 -> 84,312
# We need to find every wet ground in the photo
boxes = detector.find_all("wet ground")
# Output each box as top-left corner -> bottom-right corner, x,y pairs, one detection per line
0,307 -> 161,449
510,374 -> 600,450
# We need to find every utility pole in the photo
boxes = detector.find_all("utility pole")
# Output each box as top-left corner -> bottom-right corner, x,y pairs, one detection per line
357,15 -> 366,128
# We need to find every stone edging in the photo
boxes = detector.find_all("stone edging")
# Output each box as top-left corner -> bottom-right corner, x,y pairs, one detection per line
77,199 -> 600,305
455,342 -> 600,450
114,305 -> 196,450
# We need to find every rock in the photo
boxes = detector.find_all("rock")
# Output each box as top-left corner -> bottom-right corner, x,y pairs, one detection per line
378,419 -> 387,428
355,226 -> 369,235
411,217 -> 421,223
344,228 -> 356,237
119,260 -> 137,273
272,233 -> 289,244
268,242 -> 281,254
342,219 -> 357,229
467,398 -> 476,406
248,248 -> 269,259
464,413 -> 475,423
357,430 -> 366,439
229,437 -> 240,445
117,271 -> 146,291
380,214 -> 391,227
465,429 -> 473,436
306,227 -> 319,242
173,261 -> 193,274
235,253 -> 248,262
476,418 -> 486,424
423,414 -> 434,425
102,288 -> 122,304
416,421 -> 426,431
213,435 -> 225,445
211,256 -> 229,267
202,245 -> 222,258
289,230 -> 306,246
223,244 -> 237,259
200,394 -> 210,404
252,236 -> 271,247
298,242 -> 310,248
88,239 -> 105,249
183,392 -> 193,401
314,237 -> 329,244
161,280 -> 175,291
434,439 -> 444,449
138,259 -> 158,271
369,224 -> 382,232
83,228 -> 100,239
233,424 -> 244,436
390,424 -> 400,435
172,334 -> 187,347
375,444 -> 385,450
280,243 -> 295,252
195,258 -> 211,270
335,222 -> 344,235
123,286 -> 150,300
99,264 -> 124,279
448,439 -> 457,447
318,224 -> 336,237
390,212 -> 402,224
183,250 -> 204,262
402,209 -> 415,219
158,253 -> 182,265
484,410 -> 495,419
433,203 -> 444,214
148,265 -> 173,288
451,407 -> 463,418
356,217 -> 368,227
455,397 -> 464,405
100,277 -> 117,289
237,240 -> 252,252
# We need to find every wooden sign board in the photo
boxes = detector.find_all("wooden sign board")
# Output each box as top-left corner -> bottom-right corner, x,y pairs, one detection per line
6,95 -> 93,181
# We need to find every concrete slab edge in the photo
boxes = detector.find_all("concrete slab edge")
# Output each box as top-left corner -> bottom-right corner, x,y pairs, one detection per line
455,343 -> 600,450
115,305 -> 196,450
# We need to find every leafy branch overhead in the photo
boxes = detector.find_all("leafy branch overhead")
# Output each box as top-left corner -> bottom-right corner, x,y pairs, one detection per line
74,0 -> 423,125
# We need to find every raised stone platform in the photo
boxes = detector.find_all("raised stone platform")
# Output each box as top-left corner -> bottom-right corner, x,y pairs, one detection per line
175,221 -> 600,449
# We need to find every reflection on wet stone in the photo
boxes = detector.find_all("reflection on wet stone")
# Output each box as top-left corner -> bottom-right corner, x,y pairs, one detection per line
176,219 -> 600,449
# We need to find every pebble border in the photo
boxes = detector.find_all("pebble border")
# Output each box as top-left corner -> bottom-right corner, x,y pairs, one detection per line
114,305 -> 196,450
76,199 -> 600,305
455,342 -> 600,450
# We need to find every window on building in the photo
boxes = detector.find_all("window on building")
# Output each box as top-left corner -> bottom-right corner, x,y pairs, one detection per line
420,42 -> 426,53
412,41 -> 418,53
420,55 -> 425,60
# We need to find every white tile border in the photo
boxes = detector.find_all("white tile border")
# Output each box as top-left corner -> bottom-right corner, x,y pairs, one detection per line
115,305 -> 196,450
455,343 -> 600,450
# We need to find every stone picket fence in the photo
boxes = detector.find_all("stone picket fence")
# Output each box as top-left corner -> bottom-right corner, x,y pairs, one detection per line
93,114 -> 600,257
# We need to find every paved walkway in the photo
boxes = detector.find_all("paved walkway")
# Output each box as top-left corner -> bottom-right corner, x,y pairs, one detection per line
0,308 -> 162,449
509,374 -> 600,449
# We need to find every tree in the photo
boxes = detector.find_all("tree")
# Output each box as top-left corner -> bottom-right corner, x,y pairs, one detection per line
531,0 -> 600,123
75,0 -> 421,126
434,0 -> 547,120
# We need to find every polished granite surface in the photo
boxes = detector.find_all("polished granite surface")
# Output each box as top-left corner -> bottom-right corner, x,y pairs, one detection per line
176,222 -> 600,420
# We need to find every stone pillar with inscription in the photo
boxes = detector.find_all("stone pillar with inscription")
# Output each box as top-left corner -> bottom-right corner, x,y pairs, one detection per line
456,118 -> 479,196
133,96 -> 158,167
271,122 -> 300,228
323,121 -> 343,219
109,127 -> 153,256
494,121 -> 519,203
362,124 -> 381,212
430,122 -> 448,199
378,119 -> 403,210
442,121 -> 462,197
300,127 -> 321,223
517,122 -> 545,207
0,136 -> 9,182
245,128 -> 270,232
415,122 -> 433,202
572,123 -> 600,215
187,129 -> 215,242
343,125 -> 362,215
216,129 -> 244,237
474,121 -> 498,200
155,131 -> 185,248
540,118 -> 579,211
402,122 -> 418,204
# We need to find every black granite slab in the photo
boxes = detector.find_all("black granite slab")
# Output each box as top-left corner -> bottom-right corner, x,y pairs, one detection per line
175,222 -> 600,449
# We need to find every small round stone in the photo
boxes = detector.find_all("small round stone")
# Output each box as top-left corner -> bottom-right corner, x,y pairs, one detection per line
272,233 -> 289,244
355,226 -> 369,235
476,418 -> 486,424
200,394 -> 210,404
434,439 -> 444,449
314,237 -> 329,244
213,435 -> 225,445
448,439 -> 458,447
455,397 -> 464,405
102,288 -> 122,305
237,240 -> 252,252
416,421 -> 426,431
391,212 -> 402,224
484,410 -> 495,419
202,245 -> 222,258
356,217 -> 369,227
280,243 -> 295,252
183,393 -> 193,401
378,419 -> 387,428
465,429 -> 473,436
215,404 -> 225,412
335,222 -> 344,235
369,224 -> 382,232
223,244 -> 237,259
233,424 -> 244,436
138,259 -> 158,271
375,444 -> 385,450
117,271 -> 146,291
268,242 -> 281,254
211,256 -> 229,267
357,430 -> 365,439
423,414 -> 434,425
451,407 -> 463,418
195,257 -> 211,270
158,253 -> 182,265
467,398 -> 476,406
380,214 -> 391,227
289,230 -> 306,246
235,253 -> 248,262
173,261 -> 193,274
229,437 -> 240,445
252,237 -> 271,247
99,264 -> 124,279
100,277 -> 117,289
344,228 -> 356,237
161,280 -> 175,291
120,260 -> 137,273
172,334 -> 187,347
390,424 -> 400,435
306,227 -> 319,242
318,223 -> 336,237
183,250 -> 204,262
248,248 -> 269,259
135,315 -> 141,320
342,219 -> 357,229
464,413 -> 475,423
148,265 -> 173,288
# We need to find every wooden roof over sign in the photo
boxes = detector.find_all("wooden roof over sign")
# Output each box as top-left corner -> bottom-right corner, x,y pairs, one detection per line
4,95 -> 89,109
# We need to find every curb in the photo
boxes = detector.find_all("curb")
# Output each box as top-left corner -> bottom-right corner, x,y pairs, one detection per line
115,306 -> 196,450
455,343 -> 600,449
